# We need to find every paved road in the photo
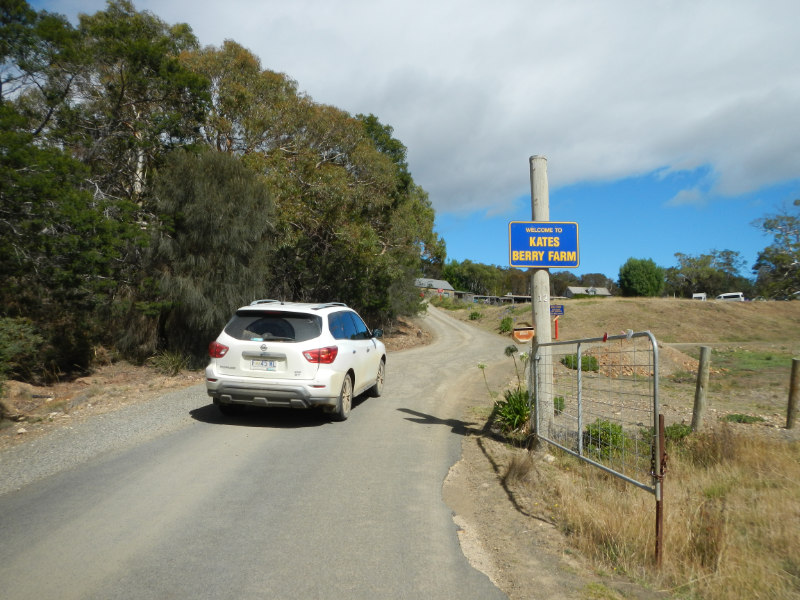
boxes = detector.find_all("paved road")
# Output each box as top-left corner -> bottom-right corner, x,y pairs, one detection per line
0,307 -> 511,599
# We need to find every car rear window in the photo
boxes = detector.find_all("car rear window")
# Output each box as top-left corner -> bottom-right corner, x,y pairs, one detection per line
224,311 -> 323,342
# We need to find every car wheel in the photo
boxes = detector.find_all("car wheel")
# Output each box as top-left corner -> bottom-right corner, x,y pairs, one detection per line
368,359 -> 385,397
332,374 -> 353,421
215,400 -> 243,416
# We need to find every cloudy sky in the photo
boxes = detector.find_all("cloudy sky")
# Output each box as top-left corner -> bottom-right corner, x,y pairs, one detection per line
37,0 -> 800,278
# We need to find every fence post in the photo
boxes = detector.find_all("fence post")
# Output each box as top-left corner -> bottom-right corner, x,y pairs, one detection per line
655,414 -> 666,568
691,346 -> 711,432
788,358 -> 799,429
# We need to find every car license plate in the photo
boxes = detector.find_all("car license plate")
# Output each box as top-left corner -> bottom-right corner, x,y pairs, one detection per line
251,359 -> 277,371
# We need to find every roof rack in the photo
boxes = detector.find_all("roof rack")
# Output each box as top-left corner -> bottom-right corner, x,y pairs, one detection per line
249,299 -> 282,306
311,302 -> 348,310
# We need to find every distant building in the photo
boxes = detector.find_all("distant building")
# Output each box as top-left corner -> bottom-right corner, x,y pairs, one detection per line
565,286 -> 612,298
414,278 -> 456,298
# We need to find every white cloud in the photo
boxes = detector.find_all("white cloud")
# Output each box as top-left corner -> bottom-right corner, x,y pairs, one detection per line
41,0 -> 800,216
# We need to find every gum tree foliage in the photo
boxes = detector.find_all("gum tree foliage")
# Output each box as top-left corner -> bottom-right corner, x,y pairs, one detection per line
0,103 -> 141,377
618,258 -> 665,297
1,1 -> 208,376
136,149 -> 275,359
443,260 -> 508,296
550,271 -> 580,297
664,250 -> 754,298
752,199 -> 800,298
181,41 -> 439,323
2,2 -> 443,375
68,1 -> 209,205
579,273 -> 616,295
0,0 -> 83,128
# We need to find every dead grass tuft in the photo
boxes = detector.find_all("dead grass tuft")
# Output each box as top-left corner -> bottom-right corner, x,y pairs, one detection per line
507,427 -> 800,599
502,451 -> 536,486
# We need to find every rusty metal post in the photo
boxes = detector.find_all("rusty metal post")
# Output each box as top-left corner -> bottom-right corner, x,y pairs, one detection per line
691,346 -> 711,431
655,414 -> 666,568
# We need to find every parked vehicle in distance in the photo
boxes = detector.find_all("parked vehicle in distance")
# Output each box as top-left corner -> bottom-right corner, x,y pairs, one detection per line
692,293 -> 707,301
715,292 -> 745,302
206,300 -> 386,421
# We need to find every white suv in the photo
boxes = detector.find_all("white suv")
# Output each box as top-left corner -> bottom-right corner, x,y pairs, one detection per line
206,300 -> 386,421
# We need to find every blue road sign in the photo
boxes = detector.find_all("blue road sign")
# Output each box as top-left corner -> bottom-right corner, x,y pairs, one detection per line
509,221 -> 579,268
550,304 -> 564,316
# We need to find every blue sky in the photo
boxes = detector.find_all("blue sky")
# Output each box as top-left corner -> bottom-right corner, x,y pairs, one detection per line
37,0 -> 800,279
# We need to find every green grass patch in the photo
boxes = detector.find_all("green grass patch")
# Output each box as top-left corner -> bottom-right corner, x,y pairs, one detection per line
711,348 -> 793,374
724,413 -> 765,424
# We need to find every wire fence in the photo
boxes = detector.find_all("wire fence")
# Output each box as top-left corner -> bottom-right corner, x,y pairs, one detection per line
531,331 -> 660,494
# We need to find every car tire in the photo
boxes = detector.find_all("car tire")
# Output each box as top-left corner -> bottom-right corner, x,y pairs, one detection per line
332,374 -> 353,421
368,359 -> 385,398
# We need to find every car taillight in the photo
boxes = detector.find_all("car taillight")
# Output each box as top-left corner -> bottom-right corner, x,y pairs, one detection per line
209,341 -> 229,358
303,346 -> 338,364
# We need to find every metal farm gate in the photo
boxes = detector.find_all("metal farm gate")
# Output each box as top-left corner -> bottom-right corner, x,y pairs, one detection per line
531,330 -> 667,564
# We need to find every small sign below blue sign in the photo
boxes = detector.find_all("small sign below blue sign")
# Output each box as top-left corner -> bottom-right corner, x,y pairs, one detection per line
509,221 -> 579,268
550,304 -> 564,316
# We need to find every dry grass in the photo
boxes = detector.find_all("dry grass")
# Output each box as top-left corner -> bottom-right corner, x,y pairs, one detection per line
447,297 -> 800,349
457,298 -> 800,597
506,426 -> 800,599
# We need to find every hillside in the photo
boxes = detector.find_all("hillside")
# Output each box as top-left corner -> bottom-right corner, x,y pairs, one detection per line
441,296 -> 800,436
446,297 -> 800,349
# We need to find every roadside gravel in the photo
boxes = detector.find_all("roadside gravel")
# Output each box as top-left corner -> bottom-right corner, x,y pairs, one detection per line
0,384 -> 206,496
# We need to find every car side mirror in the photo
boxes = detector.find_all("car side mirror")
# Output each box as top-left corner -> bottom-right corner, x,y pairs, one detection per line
372,329 -> 383,339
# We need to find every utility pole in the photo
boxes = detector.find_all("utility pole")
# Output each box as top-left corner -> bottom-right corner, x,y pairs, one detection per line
530,156 -> 553,437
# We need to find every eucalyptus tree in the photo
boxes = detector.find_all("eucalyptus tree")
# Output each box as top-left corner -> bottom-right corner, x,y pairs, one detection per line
134,149 -> 275,359
753,199 -> 800,298
0,103 -> 141,376
663,250 -> 752,298
182,41 -> 438,322
70,0 -> 208,205
0,0 -> 83,132
618,258 -> 665,297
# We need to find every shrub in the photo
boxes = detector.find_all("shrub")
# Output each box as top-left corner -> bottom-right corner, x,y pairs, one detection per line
494,387 -> 530,432
469,311 -> 482,321
0,317 -> 45,381
724,413 -> 765,424
554,395 -> 565,415
499,316 -> 513,334
665,423 -> 692,444
582,419 -> 624,458
561,354 -> 599,372
148,350 -> 189,376
431,297 -> 460,310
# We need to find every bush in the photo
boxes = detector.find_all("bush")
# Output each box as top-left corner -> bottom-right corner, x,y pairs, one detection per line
582,419 -> 624,458
0,317 -> 45,381
499,316 -> 513,334
494,387 -> 530,432
724,413 -> 765,424
561,354 -> 599,372
469,311 -> 482,321
430,297 -> 460,310
665,422 -> 693,443
554,395 -> 565,415
148,350 -> 190,376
